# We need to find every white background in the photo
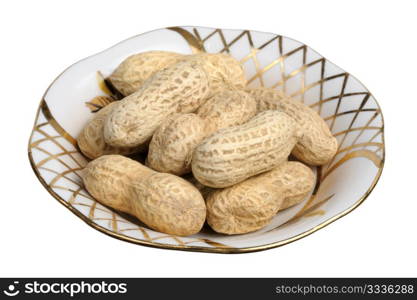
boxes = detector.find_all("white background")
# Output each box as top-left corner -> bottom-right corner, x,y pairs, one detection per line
1,0 -> 416,277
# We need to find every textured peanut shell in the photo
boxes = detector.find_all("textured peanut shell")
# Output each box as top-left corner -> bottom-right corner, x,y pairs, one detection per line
108,51 -> 245,97
108,51 -> 184,96
206,161 -> 315,234
147,89 -> 257,175
77,102 -> 142,159
82,155 -> 152,213
196,89 -> 257,135
245,87 -> 287,111
247,87 -> 338,165
190,53 -> 246,96
130,172 -> 206,236
207,184 -> 280,235
192,110 -> 300,188
82,155 -> 206,236
277,161 -> 316,210
104,59 -> 210,148
183,174 -> 215,200
147,113 -> 207,175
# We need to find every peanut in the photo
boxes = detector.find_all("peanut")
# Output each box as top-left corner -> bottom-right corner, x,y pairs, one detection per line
196,89 -> 257,135
108,51 -> 184,96
104,59 -> 210,148
77,102 -> 143,159
192,110 -> 301,188
108,51 -> 246,97
146,113 -> 207,175
206,161 -> 315,234
246,87 -> 287,112
191,53 -> 246,96
183,173 -> 215,200
247,87 -> 338,165
278,161 -> 316,210
82,154 -> 152,213
83,155 -> 206,236
146,89 -> 257,175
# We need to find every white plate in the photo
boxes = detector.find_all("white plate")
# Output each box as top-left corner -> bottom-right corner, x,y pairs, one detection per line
28,26 -> 385,253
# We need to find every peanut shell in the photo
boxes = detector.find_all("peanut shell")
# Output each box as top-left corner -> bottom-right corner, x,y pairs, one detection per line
192,110 -> 300,188
77,102 -> 142,159
206,161 -> 315,234
108,51 -> 184,96
104,59 -> 210,148
247,87 -> 338,165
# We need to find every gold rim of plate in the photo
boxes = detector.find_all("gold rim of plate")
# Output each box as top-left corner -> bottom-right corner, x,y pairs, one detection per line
27,26 -> 385,254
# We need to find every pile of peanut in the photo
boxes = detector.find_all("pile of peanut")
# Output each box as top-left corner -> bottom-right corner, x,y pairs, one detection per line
78,51 -> 338,236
